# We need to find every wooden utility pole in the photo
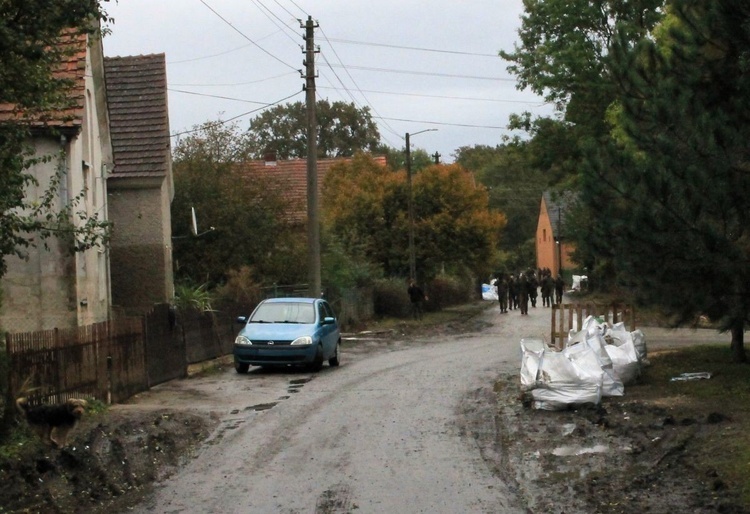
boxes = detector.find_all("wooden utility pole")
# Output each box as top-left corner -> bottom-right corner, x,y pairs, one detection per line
303,16 -> 321,297
406,132 -> 415,281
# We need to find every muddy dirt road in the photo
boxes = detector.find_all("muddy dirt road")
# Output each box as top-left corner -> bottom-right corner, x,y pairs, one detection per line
107,298 -> 735,514
122,303 -> 548,513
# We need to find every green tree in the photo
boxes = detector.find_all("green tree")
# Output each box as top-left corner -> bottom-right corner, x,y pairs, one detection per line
172,120 -> 303,287
247,100 -> 381,159
0,1 -> 111,278
375,143 -> 435,172
455,143 -> 547,252
501,0 -> 666,285
583,0 -> 750,361
322,153 -> 505,280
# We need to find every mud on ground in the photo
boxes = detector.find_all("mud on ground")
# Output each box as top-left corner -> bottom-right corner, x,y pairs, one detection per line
1,306 -> 747,513
463,373 -> 748,514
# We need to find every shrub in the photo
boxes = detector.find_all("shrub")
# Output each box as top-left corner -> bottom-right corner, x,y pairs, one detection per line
427,274 -> 475,310
373,278 -> 410,318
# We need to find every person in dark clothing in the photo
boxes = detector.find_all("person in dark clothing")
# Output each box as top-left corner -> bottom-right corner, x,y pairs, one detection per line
541,274 -> 553,307
407,280 -> 427,319
508,274 -> 517,310
554,275 -> 564,305
518,274 -> 529,315
528,273 -> 539,308
496,275 -> 508,313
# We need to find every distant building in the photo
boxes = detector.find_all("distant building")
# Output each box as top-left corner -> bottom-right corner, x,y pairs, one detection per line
234,154 -> 388,225
536,191 -> 577,278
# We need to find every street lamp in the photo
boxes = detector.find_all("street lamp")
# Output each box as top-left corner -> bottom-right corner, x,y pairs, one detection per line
405,128 -> 437,281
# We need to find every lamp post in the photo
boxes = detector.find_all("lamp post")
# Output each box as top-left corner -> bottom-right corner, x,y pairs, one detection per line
405,128 -> 437,281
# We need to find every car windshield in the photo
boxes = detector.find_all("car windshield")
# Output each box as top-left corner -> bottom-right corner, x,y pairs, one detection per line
249,302 -> 316,324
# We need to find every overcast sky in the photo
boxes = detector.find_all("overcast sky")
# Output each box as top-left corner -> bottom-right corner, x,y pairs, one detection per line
103,0 -> 551,163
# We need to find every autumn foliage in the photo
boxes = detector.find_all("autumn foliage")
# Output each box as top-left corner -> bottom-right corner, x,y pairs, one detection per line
323,153 -> 505,280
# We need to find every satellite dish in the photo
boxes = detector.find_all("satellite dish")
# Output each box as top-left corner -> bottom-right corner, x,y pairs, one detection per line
191,207 -> 198,236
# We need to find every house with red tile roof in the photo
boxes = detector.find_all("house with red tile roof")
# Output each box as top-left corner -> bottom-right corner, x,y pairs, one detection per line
0,31 -> 114,331
104,53 -> 174,315
234,154 -> 388,224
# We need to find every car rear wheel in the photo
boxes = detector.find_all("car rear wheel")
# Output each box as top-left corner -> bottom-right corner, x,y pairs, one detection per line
310,344 -> 324,372
235,362 -> 249,374
328,341 -> 340,367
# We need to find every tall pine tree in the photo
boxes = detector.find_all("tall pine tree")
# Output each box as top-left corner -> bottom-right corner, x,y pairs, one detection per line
584,0 -> 750,361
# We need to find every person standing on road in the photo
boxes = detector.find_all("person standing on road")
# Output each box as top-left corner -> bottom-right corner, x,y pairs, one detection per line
554,275 -> 564,305
496,274 -> 508,313
544,272 -> 555,307
518,274 -> 529,315
528,271 -> 539,308
408,280 -> 427,320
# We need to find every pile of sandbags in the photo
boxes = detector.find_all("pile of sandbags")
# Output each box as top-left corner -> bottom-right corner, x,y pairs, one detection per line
519,316 -> 647,410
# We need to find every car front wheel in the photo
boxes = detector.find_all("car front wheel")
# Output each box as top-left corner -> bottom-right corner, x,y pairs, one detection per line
235,362 -> 249,374
310,344 -> 324,372
328,341 -> 340,367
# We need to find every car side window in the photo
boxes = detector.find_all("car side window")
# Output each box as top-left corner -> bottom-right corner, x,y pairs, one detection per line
322,301 -> 335,319
317,303 -> 327,323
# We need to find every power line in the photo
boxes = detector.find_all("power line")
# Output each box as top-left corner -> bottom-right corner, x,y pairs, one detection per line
324,37 -> 501,58
170,89 -> 303,138
374,115 -> 511,130
250,0 -> 300,44
317,85 -> 546,105
168,88 -> 290,105
318,26 -> 402,140
170,71 -> 297,87
323,63 -> 517,82
199,0 -> 298,71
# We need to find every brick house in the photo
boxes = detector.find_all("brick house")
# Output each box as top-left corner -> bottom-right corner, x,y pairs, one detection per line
104,54 -> 174,316
0,32 -> 114,331
536,191 -> 577,278
234,154 -> 388,224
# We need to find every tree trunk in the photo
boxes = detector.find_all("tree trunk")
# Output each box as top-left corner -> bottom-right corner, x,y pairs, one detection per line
730,323 -> 747,363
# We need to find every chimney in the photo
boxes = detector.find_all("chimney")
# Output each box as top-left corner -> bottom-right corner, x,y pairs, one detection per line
264,151 -> 277,167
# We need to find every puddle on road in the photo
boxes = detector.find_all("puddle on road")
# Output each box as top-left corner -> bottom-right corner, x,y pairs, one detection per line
551,444 -> 609,457
245,402 -> 278,412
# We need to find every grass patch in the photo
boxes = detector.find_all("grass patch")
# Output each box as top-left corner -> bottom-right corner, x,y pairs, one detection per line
361,300 -> 490,333
626,344 -> 750,506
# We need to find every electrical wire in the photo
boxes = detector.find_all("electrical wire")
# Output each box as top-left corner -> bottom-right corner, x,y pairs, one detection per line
170,89 -> 303,138
324,37 -> 501,58
318,26 -> 402,140
317,85 -> 546,105
374,115 -> 510,130
170,71 -> 297,87
250,0 -> 300,44
323,63 -> 517,81
199,0 -> 298,71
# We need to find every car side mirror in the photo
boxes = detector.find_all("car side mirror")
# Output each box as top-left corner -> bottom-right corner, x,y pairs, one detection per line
236,316 -> 248,324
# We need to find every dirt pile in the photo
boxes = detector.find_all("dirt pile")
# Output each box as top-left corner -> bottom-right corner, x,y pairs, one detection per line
0,410 -> 217,513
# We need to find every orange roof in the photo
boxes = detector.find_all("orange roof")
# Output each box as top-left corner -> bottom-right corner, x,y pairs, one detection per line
0,32 -> 88,130
235,155 -> 387,224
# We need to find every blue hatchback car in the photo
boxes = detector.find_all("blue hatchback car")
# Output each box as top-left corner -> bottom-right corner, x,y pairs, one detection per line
233,297 -> 341,373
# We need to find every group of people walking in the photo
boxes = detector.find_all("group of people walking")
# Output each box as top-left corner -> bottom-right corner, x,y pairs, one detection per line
495,268 -> 564,315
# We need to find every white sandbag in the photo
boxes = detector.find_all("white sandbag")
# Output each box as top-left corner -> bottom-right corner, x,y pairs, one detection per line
565,335 -> 624,397
604,341 -> 641,385
630,329 -> 648,364
519,338 -> 547,391
524,346 -> 603,410
481,283 -> 498,301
